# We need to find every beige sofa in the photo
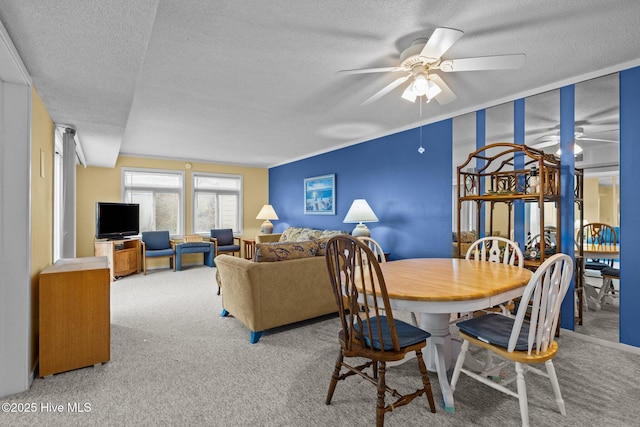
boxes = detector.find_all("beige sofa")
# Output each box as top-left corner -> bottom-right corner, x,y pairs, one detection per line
215,227 -> 347,343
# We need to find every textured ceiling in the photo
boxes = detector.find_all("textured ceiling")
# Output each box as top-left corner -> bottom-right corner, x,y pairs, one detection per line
0,1 -> 639,169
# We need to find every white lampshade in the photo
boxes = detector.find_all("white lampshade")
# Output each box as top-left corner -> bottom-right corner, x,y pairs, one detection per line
343,199 -> 378,237
256,204 -> 279,234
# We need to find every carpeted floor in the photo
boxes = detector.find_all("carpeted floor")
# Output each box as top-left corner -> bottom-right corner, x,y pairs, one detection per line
574,273 -> 620,343
2,265 -> 639,426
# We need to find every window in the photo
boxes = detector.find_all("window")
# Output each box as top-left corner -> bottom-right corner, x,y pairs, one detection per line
122,168 -> 185,236
192,172 -> 243,235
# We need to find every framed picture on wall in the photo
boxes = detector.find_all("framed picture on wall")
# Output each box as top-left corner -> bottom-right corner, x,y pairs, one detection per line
304,174 -> 335,215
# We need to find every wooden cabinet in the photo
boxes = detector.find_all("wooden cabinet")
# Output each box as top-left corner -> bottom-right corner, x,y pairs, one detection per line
94,238 -> 141,280
39,257 -> 110,377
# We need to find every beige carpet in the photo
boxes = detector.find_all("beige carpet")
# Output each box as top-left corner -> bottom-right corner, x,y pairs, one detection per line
2,265 -> 639,426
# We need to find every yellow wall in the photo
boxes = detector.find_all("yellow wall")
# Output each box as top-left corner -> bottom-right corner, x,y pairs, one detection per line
583,177 -> 600,223
76,156 -> 269,267
486,202 -> 511,237
599,182 -> 620,226
30,87 -> 54,370
582,176 -> 620,226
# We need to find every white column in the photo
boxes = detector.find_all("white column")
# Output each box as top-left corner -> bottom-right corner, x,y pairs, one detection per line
0,20 -> 32,397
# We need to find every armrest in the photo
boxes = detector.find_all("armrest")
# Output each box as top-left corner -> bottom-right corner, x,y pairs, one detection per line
209,237 -> 219,251
256,234 -> 282,243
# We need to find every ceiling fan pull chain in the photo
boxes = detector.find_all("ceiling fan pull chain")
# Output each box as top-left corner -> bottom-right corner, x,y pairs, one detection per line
418,99 -> 425,154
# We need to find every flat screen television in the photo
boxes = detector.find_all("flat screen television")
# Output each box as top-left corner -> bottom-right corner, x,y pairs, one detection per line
95,202 -> 140,239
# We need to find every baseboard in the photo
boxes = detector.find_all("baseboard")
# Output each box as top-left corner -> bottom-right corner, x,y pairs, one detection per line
560,328 -> 640,355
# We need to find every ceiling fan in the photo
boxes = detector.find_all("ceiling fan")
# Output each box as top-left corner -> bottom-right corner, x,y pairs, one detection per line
531,127 -> 618,154
339,27 -> 526,105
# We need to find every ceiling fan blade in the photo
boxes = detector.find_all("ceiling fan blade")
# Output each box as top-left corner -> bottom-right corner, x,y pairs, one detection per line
420,28 -> 464,60
361,75 -> 410,105
530,140 -> 559,150
577,137 -> 618,143
440,54 -> 526,72
429,74 -> 457,105
338,66 -> 405,74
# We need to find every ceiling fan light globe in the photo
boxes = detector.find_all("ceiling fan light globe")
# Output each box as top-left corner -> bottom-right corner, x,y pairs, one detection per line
426,80 -> 442,99
401,85 -> 418,102
413,74 -> 429,95
555,143 -> 583,156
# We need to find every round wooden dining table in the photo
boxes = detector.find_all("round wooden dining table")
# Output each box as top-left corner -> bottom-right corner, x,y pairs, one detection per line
377,258 -> 532,412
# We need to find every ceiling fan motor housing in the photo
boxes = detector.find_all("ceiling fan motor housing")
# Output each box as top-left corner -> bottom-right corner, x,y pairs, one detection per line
400,39 -> 439,68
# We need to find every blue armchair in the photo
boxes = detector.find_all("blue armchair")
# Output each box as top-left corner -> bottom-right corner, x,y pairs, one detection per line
210,229 -> 241,258
141,231 -> 176,274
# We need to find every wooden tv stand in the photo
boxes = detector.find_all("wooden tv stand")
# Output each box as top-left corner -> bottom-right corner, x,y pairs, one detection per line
94,238 -> 141,281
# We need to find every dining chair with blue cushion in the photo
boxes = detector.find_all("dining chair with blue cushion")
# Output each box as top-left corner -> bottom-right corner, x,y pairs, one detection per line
451,253 -> 573,427
324,235 -> 436,427
141,230 -> 176,274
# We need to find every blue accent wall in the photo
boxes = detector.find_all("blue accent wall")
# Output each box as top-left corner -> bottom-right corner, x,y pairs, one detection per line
619,66 -> 640,347
269,119 -> 453,260
559,85 -> 576,329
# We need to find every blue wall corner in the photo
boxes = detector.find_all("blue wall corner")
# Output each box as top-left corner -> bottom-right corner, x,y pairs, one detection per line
619,66 -> 640,347
269,119 -> 453,259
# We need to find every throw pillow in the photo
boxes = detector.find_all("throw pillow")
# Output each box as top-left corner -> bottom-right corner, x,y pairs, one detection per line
254,240 -> 319,262
319,229 -> 347,238
279,226 -> 305,242
314,237 -> 331,256
297,228 -> 323,241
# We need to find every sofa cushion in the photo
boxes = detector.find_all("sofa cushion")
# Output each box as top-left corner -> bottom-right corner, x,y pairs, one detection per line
319,229 -> 348,239
314,232 -> 347,256
279,226 -> 303,242
279,226 -> 320,242
278,226 -> 348,243
254,240 -> 319,262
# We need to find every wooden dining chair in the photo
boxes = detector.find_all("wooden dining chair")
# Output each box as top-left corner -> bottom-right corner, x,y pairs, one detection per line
578,223 -> 618,309
451,253 -> 573,427
466,236 -> 524,268
357,236 -> 387,264
464,236 -> 524,317
579,222 -> 617,268
324,235 -> 436,427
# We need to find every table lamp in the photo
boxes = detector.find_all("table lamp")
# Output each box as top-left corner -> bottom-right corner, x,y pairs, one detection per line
256,204 -> 279,234
343,199 -> 378,237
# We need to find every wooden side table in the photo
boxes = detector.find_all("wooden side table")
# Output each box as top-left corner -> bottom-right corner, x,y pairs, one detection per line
243,238 -> 256,260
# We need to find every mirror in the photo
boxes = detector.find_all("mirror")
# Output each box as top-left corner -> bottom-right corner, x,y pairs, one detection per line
452,73 -> 620,343
574,73 -> 620,343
